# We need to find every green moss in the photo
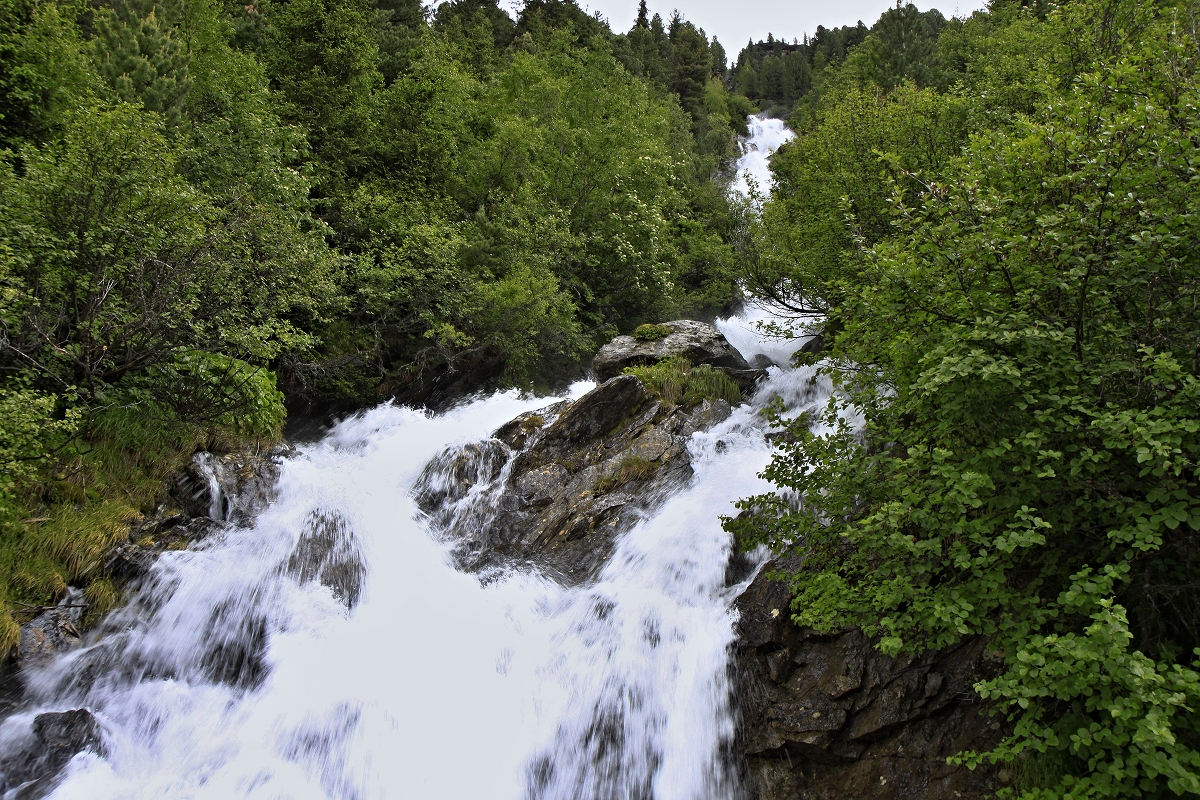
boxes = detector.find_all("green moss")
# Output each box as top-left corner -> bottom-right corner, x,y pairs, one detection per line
623,357 -> 741,408
633,323 -> 673,341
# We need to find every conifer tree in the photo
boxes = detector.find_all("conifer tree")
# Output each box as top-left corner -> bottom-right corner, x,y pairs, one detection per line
91,3 -> 192,125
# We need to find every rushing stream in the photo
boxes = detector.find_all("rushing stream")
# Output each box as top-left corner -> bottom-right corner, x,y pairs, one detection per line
0,121 -> 811,800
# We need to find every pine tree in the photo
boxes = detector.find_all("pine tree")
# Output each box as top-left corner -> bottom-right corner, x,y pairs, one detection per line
91,4 -> 192,126
375,0 -> 423,84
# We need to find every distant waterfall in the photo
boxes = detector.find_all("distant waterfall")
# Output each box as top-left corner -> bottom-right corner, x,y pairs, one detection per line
730,114 -> 795,201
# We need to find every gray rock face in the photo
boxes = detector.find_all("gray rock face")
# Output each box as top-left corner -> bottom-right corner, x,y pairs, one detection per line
414,375 -> 732,582
0,708 -> 105,798
592,320 -> 753,380
733,564 -> 1005,799
285,511 -> 366,609
17,593 -> 86,671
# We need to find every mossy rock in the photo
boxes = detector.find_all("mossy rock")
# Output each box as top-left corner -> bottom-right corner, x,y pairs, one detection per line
633,323 -> 673,341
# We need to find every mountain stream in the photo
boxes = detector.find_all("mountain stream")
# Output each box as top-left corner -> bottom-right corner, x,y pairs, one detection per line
0,119 -> 815,800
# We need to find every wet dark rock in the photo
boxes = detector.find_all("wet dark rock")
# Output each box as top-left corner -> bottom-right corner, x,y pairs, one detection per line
286,511 -> 366,609
170,446 -> 290,524
751,354 -> 778,369
16,593 -> 86,672
414,375 -> 733,582
102,445 -> 291,588
798,332 -> 824,357
733,565 -> 1005,799
592,320 -> 752,380
0,708 -> 105,798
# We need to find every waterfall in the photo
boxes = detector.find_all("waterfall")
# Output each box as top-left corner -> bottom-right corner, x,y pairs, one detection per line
0,127 -> 813,800
730,114 -> 795,200
0,364 -> 830,800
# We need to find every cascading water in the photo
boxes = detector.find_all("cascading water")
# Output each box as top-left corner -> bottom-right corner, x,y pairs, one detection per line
0,125 -> 815,800
730,114 -> 795,200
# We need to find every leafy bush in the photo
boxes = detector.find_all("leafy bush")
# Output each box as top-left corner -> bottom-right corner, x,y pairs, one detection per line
624,357 -> 741,407
730,3 -> 1200,796
0,389 -> 79,514
633,323 -> 673,341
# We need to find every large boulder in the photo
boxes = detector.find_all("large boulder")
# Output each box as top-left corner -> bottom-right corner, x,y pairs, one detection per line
414,375 -> 732,582
732,565 -> 1005,799
0,708 -> 106,798
593,320 -> 753,381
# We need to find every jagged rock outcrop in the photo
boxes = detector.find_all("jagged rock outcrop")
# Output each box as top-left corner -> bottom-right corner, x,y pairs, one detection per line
415,374 -> 732,582
733,564 -> 1005,799
592,320 -> 758,384
0,708 -> 105,798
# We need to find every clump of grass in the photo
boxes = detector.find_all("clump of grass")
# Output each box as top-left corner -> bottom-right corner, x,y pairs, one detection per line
520,414 -> 545,433
0,398 -> 277,644
623,357 -> 742,408
594,455 -> 660,494
633,323 -> 673,341
84,578 -> 121,625
0,612 -> 19,653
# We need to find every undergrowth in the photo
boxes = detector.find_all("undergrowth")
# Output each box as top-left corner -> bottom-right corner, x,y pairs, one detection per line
623,357 -> 741,408
0,394 -> 283,651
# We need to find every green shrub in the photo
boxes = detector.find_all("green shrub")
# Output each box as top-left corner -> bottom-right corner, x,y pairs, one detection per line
624,357 -> 741,408
633,323 -> 673,341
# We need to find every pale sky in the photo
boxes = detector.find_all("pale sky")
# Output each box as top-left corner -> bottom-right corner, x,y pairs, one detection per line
549,0 -> 989,62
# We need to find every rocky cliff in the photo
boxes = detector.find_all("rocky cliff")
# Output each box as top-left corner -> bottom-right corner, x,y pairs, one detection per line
733,565 -> 1004,799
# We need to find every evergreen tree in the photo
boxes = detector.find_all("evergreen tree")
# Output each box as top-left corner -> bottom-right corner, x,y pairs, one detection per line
265,0 -> 382,187
667,13 -> 709,118
374,0 -> 424,84
710,36 -> 726,78
91,4 -> 192,125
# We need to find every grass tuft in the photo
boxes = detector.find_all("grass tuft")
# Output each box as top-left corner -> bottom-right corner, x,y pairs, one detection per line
633,323 -> 673,341
623,357 -> 741,408
595,455 -> 660,494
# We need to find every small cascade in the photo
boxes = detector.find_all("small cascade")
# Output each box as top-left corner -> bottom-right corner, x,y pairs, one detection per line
192,452 -> 227,521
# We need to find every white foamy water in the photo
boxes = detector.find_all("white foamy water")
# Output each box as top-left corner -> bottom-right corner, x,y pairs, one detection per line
730,114 -> 795,200
0,317 -> 833,800
717,305 -> 817,369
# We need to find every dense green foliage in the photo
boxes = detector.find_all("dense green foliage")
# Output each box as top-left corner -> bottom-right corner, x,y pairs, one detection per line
0,0 -> 745,637
730,0 -> 1200,796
